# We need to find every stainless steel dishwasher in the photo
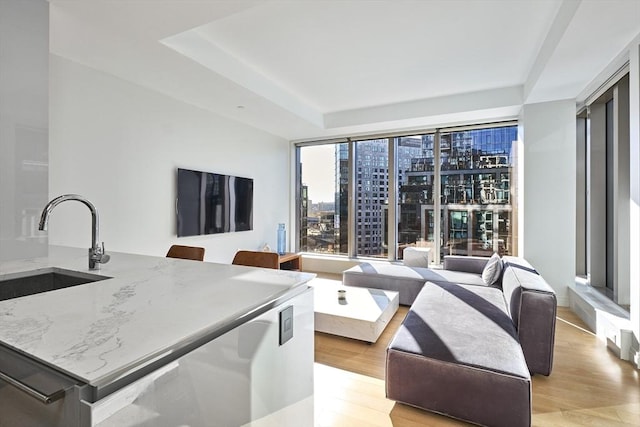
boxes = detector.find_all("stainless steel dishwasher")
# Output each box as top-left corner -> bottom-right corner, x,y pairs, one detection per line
0,344 -> 85,426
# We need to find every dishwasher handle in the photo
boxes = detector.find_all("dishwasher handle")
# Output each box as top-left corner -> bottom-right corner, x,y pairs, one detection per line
0,369 -> 66,404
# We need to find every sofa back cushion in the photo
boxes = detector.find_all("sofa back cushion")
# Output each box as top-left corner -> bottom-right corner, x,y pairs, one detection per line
443,255 -> 489,274
343,263 -> 485,305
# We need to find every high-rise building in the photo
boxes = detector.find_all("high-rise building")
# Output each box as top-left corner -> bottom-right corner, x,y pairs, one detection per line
299,184 -> 308,251
303,126 -> 516,259
399,127 -> 517,258
338,138 -> 422,257
336,144 -> 349,254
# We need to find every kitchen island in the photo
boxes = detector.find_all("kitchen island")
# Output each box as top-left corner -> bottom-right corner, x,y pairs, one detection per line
0,246 -> 315,426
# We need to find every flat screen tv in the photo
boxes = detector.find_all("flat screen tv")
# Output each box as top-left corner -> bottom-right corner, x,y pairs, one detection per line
176,168 -> 253,237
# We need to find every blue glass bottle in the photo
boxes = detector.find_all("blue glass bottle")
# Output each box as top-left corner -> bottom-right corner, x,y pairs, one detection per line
277,223 -> 286,255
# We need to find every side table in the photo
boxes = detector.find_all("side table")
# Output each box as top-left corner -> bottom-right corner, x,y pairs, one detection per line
278,253 -> 302,271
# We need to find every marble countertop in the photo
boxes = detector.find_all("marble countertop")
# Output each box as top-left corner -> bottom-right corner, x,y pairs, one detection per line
0,246 -> 315,387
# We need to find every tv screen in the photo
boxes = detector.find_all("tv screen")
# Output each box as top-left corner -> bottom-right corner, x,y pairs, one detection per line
176,168 -> 253,237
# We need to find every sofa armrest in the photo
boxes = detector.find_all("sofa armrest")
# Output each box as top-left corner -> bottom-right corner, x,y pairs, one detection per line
501,262 -> 557,376
518,289 -> 557,376
443,255 -> 490,274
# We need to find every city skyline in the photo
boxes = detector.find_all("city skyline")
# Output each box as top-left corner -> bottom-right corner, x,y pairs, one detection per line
298,125 -> 518,258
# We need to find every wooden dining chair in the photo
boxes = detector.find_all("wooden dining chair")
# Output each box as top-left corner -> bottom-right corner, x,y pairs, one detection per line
232,250 -> 279,269
166,245 -> 205,261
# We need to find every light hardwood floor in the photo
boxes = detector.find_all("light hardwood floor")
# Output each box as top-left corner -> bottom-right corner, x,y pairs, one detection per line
312,275 -> 640,426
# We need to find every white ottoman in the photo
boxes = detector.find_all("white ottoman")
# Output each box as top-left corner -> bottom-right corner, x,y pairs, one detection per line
403,247 -> 431,267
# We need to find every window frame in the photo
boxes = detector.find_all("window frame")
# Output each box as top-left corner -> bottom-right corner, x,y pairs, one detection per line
295,120 -> 518,263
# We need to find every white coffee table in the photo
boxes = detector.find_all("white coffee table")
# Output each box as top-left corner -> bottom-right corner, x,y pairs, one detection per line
312,282 -> 399,343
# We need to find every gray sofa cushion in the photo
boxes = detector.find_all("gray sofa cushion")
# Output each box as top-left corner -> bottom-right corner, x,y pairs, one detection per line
390,281 -> 529,376
343,263 -> 485,305
443,255 -> 490,274
387,281 -> 531,427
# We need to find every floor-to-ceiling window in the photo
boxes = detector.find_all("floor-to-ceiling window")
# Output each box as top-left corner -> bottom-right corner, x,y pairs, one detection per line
394,127 -> 516,263
297,122 -> 518,263
396,134 -> 436,259
439,128 -> 515,259
578,71 -> 630,306
297,143 -> 348,255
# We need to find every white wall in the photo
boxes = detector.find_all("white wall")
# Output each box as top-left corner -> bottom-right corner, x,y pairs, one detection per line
49,55 -> 289,263
521,100 -> 576,306
0,0 -> 49,262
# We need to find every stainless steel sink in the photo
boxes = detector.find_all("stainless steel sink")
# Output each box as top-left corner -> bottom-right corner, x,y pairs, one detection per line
0,268 -> 110,302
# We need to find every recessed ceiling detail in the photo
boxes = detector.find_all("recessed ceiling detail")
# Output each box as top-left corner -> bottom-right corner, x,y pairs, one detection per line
50,0 -> 640,140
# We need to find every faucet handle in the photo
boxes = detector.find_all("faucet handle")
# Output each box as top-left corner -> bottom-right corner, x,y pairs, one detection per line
100,242 -> 111,264
96,242 -> 111,264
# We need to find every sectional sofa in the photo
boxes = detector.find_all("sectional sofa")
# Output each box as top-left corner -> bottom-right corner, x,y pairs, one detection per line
343,255 -> 557,427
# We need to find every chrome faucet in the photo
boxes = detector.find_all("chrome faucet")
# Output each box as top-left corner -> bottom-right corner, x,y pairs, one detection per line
38,194 -> 110,270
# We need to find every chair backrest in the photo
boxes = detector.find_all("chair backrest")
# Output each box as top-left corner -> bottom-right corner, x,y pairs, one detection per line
166,245 -> 205,261
232,250 -> 279,269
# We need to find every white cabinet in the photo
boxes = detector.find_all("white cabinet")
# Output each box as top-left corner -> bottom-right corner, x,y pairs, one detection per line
82,288 -> 314,427
0,0 -> 49,261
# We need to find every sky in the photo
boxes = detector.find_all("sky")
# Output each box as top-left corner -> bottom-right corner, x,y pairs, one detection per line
299,144 -> 336,203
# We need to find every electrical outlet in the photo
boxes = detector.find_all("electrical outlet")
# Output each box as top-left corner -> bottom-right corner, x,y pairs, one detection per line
279,305 -> 293,345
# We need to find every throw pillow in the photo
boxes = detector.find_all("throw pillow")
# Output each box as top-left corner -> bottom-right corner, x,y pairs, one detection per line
482,252 -> 502,286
